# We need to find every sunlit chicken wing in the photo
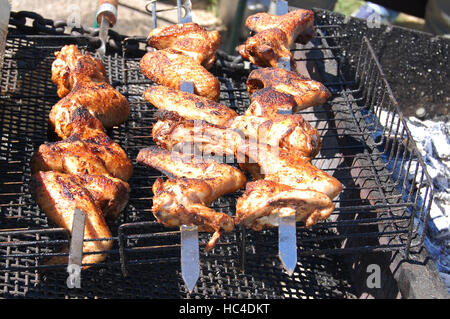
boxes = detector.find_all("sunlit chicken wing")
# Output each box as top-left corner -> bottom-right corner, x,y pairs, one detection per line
245,87 -> 297,116
31,128 -> 133,182
245,9 -> 315,46
143,85 -> 237,126
51,44 -> 108,98
238,143 -> 343,200
235,180 -> 334,230
147,22 -> 221,69
140,49 -> 220,101
30,171 -> 120,267
137,146 -> 246,250
247,67 -> 332,110
238,28 -> 295,68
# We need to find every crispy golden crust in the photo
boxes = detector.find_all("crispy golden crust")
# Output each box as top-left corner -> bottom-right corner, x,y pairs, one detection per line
139,146 -> 245,251
143,85 -> 236,126
245,9 -> 315,46
140,49 -> 220,102
31,129 -> 133,182
235,180 -> 334,230
238,28 -> 295,68
30,171 -> 115,268
245,87 -> 297,117
147,22 -> 221,69
247,67 -> 332,110
51,45 -> 108,98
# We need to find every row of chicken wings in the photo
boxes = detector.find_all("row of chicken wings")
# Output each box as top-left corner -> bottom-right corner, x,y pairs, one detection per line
138,8 -> 342,249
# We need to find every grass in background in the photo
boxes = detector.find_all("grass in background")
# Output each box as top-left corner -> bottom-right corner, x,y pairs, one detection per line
333,0 -> 365,16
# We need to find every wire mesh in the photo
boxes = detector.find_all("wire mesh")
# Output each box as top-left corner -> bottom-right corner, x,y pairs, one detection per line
0,12 -> 432,298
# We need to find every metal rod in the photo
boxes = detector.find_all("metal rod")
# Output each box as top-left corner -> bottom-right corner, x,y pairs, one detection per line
66,208 -> 86,289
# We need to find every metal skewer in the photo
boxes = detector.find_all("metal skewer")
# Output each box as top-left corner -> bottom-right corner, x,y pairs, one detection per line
172,1 -> 199,293
66,208 -> 86,289
275,0 -> 297,276
95,0 -> 119,58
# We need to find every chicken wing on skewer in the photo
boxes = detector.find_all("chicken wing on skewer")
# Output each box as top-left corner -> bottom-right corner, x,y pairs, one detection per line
235,180 -> 334,231
50,45 -> 130,134
143,85 -> 237,126
31,127 -> 133,182
140,49 -> 220,101
147,22 -> 221,69
238,28 -> 295,68
247,67 -> 332,110
245,87 -> 297,117
137,146 -> 246,250
30,171 -> 130,267
245,9 -> 315,46
51,45 -> 108,98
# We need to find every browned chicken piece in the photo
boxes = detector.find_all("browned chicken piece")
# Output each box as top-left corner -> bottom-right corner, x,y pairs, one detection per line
143,85 -> 237,126
245,9 -> 315,46
140,49 -> 220,102
152,110 -> 320,160
51,45 -> 108,98
235,180 -> 334,231
31,128 -> 133,182
238,143 -> 343,200
238,28 -> 296,68
245,87 -> 297,116
137,146 -> 246,250
147,22 -> 221,69
229,114 -> 321,159
247,67 -> 332,110
30,171 -> 118,268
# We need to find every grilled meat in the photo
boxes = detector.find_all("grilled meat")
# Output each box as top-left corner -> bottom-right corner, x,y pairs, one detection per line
238,143 -> 343,200
147,22 -> 221,69
143,85 -> 237,126
245,9 -> 315,46
245,87 -> 297,116
235,180 -> 334,230
238,28 -> 295,68
51,45 -> 108,98
247,67 -> 332,110
30,171 -> 120,267
50,45 -> 130,136
140,49 -> 220,101
31,128 -> 133,182
137,146 -> 246,250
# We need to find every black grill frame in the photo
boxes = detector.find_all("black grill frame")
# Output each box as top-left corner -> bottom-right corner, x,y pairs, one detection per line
0,10 -> 433,298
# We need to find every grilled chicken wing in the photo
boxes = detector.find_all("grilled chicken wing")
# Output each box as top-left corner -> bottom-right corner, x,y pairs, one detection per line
137,146 -> 246,250
245,9 -> 315,46
30,171 -> 121,267
50,45 -> 130,136
147,22 -> 221,69
238,143 -> 343,200
51,45 -> 108,98
235,180 -> 334,230
247,67 -> 331,110
140,49 -> 220,101
238,28 -> 295,68
31,128 -> 133,182
143,85 -> 237,126
245,87 -> 297,116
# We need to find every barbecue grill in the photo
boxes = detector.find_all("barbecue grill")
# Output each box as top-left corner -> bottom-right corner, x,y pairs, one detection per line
0,7 -> 445,299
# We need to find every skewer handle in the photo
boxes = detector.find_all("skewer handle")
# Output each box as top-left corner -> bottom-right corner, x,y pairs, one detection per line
66,208 -> 86,289
96,0 -> 119,27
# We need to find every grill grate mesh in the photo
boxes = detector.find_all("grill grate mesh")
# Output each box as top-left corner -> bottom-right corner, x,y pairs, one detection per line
0,12 -> 432,298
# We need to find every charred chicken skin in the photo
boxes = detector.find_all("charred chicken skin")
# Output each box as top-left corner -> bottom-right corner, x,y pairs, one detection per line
137,146 -> 246,250
140,49 -> 220,102
235,180 -> 334,231
143,85 -> 237,126
247,67 -> 332,110
147,22 -> 221,69
245,9 -> 315,46
238,28 -> 295,68
31,45 -> 132,268
31,171 -> 129,267
50,45 -> 130,135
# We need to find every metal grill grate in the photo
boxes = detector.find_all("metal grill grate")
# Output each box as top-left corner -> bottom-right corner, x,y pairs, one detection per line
0,11 -> 432,298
